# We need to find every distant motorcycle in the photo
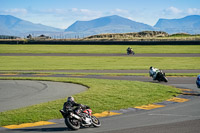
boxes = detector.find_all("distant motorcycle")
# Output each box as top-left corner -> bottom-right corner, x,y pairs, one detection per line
60,107 -> 101,130
197,81 -> 200,88
127,48 -> 135,55
196,75 -> 200,88
155,70 -> 168,82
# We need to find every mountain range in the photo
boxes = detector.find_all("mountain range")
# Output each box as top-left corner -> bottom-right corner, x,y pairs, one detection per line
0,15 -> 200,38
154,15 -> 200,34
0,15 -> 63,36
65,15 -> 154,34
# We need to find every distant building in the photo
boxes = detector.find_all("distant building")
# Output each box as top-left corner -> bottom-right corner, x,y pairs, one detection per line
0,35 -> 20,39
27,34 -> 51,40
27,34 -> 32,39
37,34 -> 51,40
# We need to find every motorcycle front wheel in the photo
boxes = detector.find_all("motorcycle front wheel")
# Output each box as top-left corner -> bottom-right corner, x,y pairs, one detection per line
163,76 -> 168,82
91,116 -> 101,127
65,118 -> 80,130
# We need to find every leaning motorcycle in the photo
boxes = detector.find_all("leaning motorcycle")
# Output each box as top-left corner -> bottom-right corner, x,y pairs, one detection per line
127,49 -> 135,55
155,70 -> 168,82
196,79 -> 200,88
60,107 -> 101,130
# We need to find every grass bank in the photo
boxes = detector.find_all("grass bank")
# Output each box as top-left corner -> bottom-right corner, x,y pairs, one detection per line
0,45 -> 200,54
0,77 -> 181,126
0,56 -> 199,70
0,71 -> 198,77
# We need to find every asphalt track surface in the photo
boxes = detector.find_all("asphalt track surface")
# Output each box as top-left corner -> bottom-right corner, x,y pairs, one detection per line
0,80 -> 87,112
0,53 -> 200,133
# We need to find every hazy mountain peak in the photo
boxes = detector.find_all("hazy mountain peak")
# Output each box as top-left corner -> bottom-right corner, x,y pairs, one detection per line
65,15 -> 155,33
154,15 -> 200,34
0,15 -> 63,36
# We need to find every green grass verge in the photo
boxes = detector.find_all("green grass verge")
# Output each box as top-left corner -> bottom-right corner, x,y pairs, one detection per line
0,71 -> 198,77
0,56 -> 199,70
0,77 -> 181,126
0,45 -> 200,53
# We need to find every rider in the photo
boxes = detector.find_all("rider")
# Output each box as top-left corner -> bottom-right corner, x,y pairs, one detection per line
149,66 -> 160,80
62,96 -> 91,124
127,47 -> 133,52
63,96 -> 90,114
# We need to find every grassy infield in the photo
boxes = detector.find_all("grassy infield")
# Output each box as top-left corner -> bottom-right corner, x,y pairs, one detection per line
0,44 -> 200,53
0,45 -> 199,126
0,56 -> 200,70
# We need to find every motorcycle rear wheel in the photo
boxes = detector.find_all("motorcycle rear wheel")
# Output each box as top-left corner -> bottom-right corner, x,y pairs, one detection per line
65,118 -> 80,130
91,116 -> 101,127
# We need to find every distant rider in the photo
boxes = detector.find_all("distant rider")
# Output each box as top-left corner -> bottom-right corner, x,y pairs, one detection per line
127,47 -> 132,52
127,47 -> 133,54
149,66 -> 160,80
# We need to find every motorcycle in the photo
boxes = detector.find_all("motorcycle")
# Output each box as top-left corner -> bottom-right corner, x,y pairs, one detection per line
60,107 -> 101,130
196,75 -> 200,88
197,81 -> 200,88
155,70 -> 168,82
127,49 -> 135,55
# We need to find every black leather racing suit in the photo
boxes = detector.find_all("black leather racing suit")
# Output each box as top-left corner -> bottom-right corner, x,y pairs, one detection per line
63,101 -> 90,114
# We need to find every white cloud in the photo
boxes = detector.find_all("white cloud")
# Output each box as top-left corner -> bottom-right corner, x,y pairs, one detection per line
113,9 -> 129,14
71,8 -> 78,12
161,6 -> 200,20
109,8 -> 130,16
72,8 -> 101,16
165,6 -> 182,15
67,8 -> 103,21
80,9 -> 90,13
159,6 -> 185,20
187,8 -> 200,15
3,8 -> 28,16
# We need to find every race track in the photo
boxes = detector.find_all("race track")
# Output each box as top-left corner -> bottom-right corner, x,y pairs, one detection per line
0,53 -> 200,133
0,74 -> 200,133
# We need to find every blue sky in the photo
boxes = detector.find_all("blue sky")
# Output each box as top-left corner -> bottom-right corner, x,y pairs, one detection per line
1,0 -> 200,29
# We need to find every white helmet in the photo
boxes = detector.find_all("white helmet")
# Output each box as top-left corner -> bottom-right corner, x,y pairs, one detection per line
67,96 -> 74,102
